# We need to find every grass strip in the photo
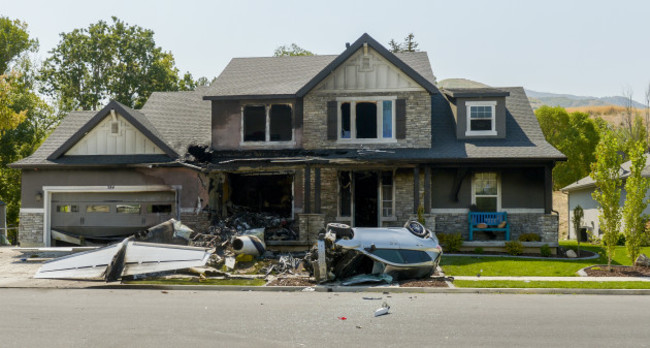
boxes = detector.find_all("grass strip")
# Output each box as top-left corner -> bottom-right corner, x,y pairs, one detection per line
454,280 -> 650,289
123,278 -> 266,286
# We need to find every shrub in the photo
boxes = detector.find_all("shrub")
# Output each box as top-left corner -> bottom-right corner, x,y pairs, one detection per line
473,247 -> 484,254
518,233 -> 541,242
540,244 -> 552,257
438,233 -> 463,253
602,233 -> 626,246
504,241 -> 524,256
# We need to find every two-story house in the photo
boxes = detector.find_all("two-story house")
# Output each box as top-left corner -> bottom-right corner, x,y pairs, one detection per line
11,33 -> 565,248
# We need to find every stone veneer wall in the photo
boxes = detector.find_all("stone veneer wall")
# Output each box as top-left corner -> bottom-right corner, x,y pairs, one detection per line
180,211 -> 212,234
302,91 -> 431,149
434,213 -> 559,243
18,211 -> 44,246
297,213 -> 325,244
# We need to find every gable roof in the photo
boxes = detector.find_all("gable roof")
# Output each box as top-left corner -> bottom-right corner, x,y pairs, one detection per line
203,33 -> 438,100
47,100 -> 177,160
561,154 -> 650,192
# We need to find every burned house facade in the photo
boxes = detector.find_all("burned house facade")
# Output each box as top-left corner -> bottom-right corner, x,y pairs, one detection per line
12,33 -> 564,247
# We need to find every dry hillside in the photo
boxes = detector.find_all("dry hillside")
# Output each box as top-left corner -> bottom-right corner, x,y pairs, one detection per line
565,105 -> 648,128
553,191 -> 569,240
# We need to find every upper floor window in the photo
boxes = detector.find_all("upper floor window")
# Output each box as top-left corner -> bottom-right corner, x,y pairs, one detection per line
242,104 -> 293,143
337,97 -> 395,142
465,101 -> 497,136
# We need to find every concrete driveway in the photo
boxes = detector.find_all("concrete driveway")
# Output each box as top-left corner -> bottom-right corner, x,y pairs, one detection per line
0,247 -> 98,288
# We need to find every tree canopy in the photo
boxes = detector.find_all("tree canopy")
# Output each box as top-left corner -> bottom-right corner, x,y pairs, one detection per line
39,17 -> 206,111
535,106 -> 600,189
273,43 -> 314,57
0,17 -> 38,73
388,33 -> 419,53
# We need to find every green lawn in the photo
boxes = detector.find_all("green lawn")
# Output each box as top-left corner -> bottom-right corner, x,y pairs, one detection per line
454,280 -> 650,289
440,241 -> 650,277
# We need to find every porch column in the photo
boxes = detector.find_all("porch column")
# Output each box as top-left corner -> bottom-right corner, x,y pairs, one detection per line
413,166 -> 420,214
544,164 -> 552,214
424,166 -> 431,213
314,167 -> 321,214
304,165 -> 311,214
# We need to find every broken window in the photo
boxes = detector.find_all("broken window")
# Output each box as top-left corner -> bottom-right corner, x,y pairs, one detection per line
473,172 -> 499,212
340,103 -> 351,138
86,205 -> 110,213
148,204 -> 172,213
56,205 -> 78,213
356,102 -> 377,138
116,204 -> 141,214
339,171 -> 352,217
269,104 -> 292,141
381,171 -> 394,217
337,98 -> 395,141
228,174 -> 293,216
243,105 -> 266,141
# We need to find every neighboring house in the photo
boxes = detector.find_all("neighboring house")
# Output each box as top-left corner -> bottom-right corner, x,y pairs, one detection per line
11,33 -> 565,247
561,154 -> 650,240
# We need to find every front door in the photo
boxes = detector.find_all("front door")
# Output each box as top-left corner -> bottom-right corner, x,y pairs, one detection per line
353,172 -> 378,227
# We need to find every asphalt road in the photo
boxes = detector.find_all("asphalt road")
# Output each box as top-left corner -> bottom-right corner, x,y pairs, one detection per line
0,289 -> 649,348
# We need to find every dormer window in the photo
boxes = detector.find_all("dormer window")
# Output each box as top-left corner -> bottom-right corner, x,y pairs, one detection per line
465,101 -> 497,136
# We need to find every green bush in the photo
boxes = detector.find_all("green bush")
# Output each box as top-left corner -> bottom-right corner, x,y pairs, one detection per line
473,247 -> 484,254
438,233 -> 463,253
518,233 -> 541,242
504,241 -> 524,256
540,244 -> 552,257
603,233 -> 626,246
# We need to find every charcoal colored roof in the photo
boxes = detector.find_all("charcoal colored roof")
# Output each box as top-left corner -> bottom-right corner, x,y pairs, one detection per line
561,154 -> 650,192
140,89 -> 212,154
443,88 -> 510,98
204,34 -> 437,99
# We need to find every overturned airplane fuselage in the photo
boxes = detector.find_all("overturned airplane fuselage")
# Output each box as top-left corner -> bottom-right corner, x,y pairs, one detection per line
309,221 -> 442,283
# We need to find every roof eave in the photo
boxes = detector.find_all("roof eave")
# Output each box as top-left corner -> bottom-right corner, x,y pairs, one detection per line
202,94 -> 296,101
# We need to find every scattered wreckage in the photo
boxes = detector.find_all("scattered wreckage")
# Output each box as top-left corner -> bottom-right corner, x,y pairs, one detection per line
305,221 -> 442,283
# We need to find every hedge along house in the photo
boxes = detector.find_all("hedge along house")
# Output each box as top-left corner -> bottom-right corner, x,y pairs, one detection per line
12,33 -> 565,248
561,154 -> 650,241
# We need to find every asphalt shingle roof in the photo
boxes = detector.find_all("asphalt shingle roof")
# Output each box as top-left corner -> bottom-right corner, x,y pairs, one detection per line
561,154 -> 650,192
204,52 -> 437,98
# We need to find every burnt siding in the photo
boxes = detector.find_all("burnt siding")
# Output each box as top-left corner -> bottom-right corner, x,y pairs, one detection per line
211,100 -> 241,150
431,169 -> 472,209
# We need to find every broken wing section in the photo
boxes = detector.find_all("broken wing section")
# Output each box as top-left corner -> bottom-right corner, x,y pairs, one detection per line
122,241 -> 212,276
34,238 -> 129,280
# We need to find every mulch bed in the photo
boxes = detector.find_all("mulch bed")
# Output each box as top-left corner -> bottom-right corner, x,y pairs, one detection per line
583,265 -> 650,277
267,277 -> 316,286
398,277 -> 450,287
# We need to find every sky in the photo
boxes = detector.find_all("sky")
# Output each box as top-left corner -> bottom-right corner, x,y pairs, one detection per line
3,0 -> 650,102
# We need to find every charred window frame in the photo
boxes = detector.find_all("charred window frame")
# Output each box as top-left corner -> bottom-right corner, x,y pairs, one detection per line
465,101 -> 497,136
242,104 -> 293,144
471,172 -> 500,212
337,97 -> 396,142
337,170 -> 395,221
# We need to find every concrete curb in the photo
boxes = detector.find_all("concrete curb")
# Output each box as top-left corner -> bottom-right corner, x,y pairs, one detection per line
71,283 -> 650,295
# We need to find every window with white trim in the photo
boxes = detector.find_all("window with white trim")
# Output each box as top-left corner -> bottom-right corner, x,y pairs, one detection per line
465,101 -> 497,136
472,172 -> 500,212
338,97 -> 395,141
380,171 -> 394,217
242,104 -> 293,143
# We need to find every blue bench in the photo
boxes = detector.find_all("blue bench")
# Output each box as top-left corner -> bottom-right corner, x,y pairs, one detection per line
468,212 -> 510,241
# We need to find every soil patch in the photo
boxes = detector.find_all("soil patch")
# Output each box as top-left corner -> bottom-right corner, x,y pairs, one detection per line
583,265 -> 650,277
267,277 -> 316,286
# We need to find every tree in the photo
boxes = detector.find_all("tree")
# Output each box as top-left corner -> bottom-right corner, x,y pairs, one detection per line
0,17 -> 38,73
0,72 -> 27,136
388,33 -> 420,53
535,106 -> 600,189
40,17 -> 205,111
621,140 -> 649,264
573,205 -> 584,256
590,129 -> 625,269
273,43 -> 314,57
644,82 -> 650,146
